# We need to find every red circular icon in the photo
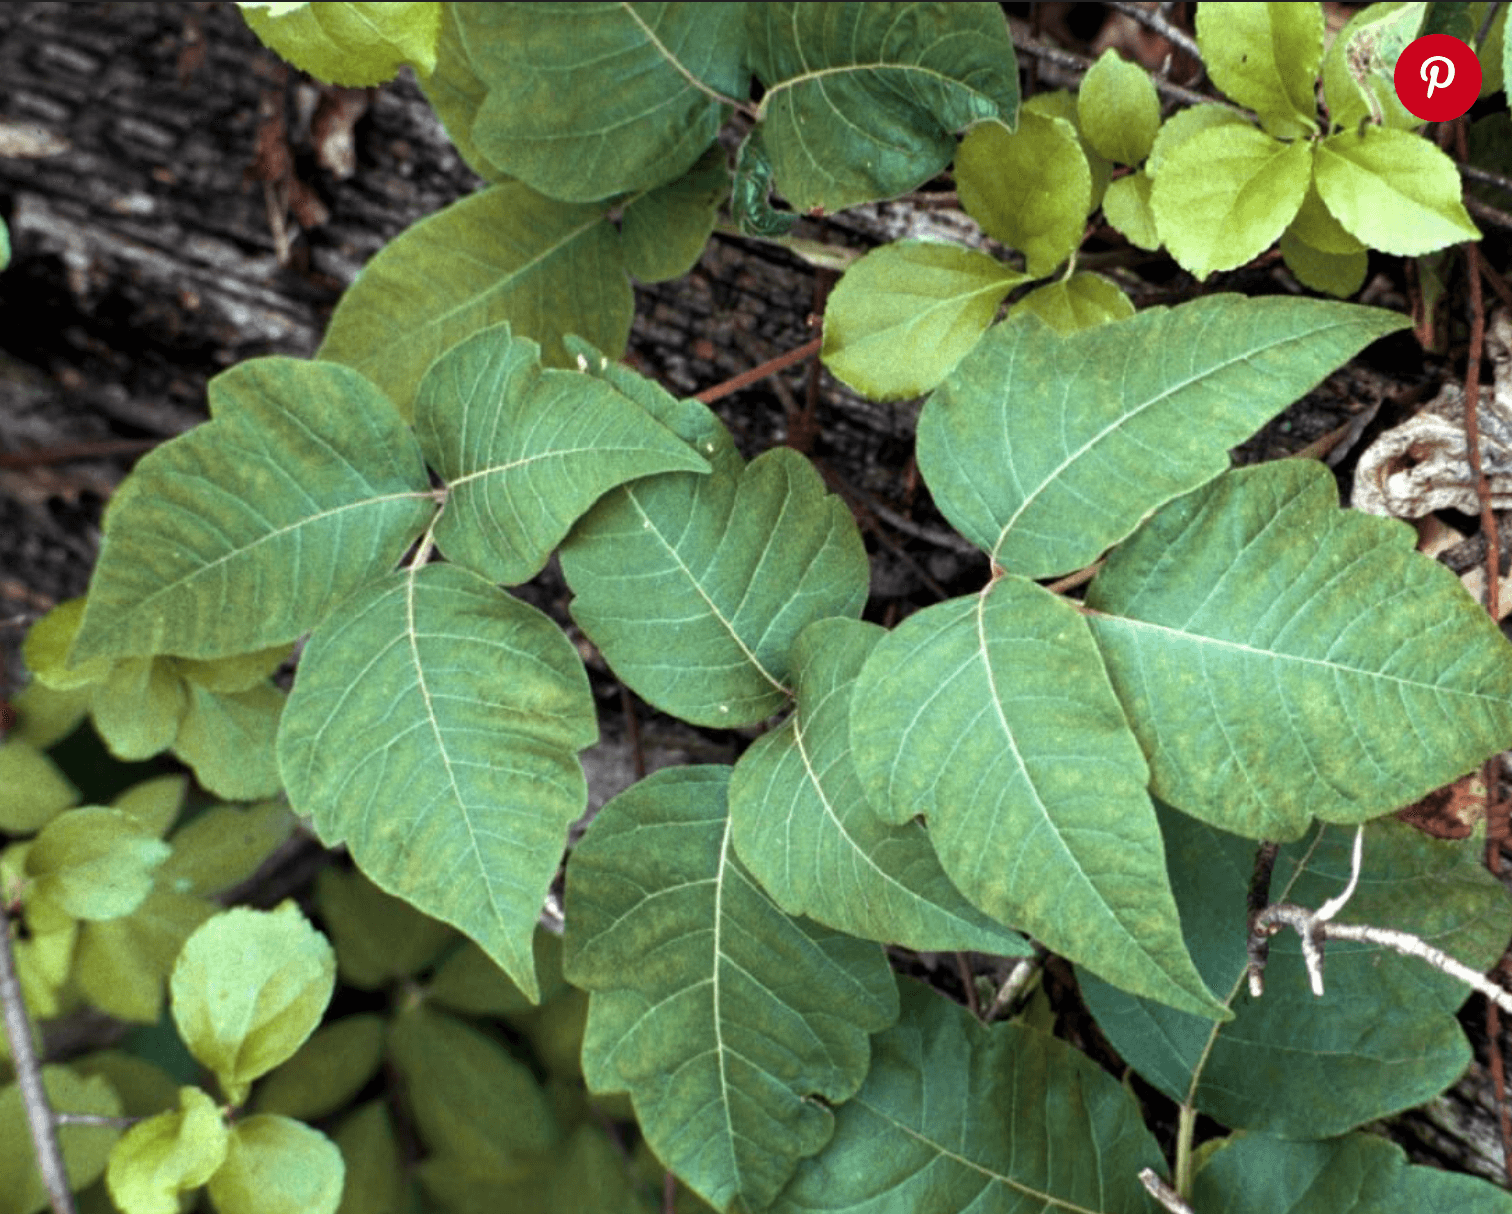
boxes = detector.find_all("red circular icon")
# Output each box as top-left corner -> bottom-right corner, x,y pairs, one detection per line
1394,34 -> 1481,121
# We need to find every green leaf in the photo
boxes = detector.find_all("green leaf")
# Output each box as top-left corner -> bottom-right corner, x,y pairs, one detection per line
1085,461 -> 1512,839
111,774 -> 187,840
1288,180 -> 1366,254
561,408 -> 868,727
0,738 -> 77,833
89,659 -> 185,760
206,1115 -> 344,1214
1077,50 -> 1161,164
820,239 -> 1028,401
414,324 -> 709,586
278,564 -> 596,1002
750,2 -> 1019,214
313,866 -> 454,989
252,1014 -> 386,1120
173,645 -> 290,694
27,808 -> 171,921
105,1085 -> 227,1214
564,766 -> 898,1212
1080,810 -> 1511,1137
1322,1 -> 1426,131
1280,228 -> 1369,297
1024,88 -> 1113,211
172,682 -> 284,801
239,2 -> 439,85
1101,171 -> 1159,250
1196,2 -> 1323,137
71,358 -> 434,663
729,617 -> 1034,955
388,1004 -> 558,1163
955,110 -> 1089,277
0,215 -> 9,274
622,143 -> 730,283
848,577 -> 1225,1019
427,932 -> 568,1016
918,294 -> 1408,578
1146,102 -> 1253,178
1192,1133 -> 1512,1213
74,892 -> 217,1024
331,1102 -> 406,1214
170,903 -> 336,1105
158,800 -> 296,898
1007,272 -> 1134,334
457,4 -> 745,203
317,182 -> 634,419
413,1 -> 508,181
771,980 -> 1164,1214
1150,123 -> 1311,280
1314,126 -> 1480,255
730,130 -> 797,237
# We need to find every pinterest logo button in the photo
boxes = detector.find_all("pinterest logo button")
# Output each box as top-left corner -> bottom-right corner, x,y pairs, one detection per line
1394,34 -> 1481,121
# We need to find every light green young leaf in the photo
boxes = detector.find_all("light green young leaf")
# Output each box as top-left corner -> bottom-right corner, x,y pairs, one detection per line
728,617 -> 1034,956
111,774 -> 187,840
561,408 -> 868,727
0,1067 -> 118,1214
918,294 -> 1407,578
750,2 -> 1019,215
388,1004 -> 558,1164
621,143 -> 731,283
1192,1133 -> 1512,1213
1080,809 -> 1511,1138
1101,171 -> 1159,250
1196,1 -> 1323,137
71,358 -> 433,663
955,110 -> 1089,276
313,866 -> 454,990
848,577 -> 1225,1020
173,646 -> 290,694
173,682 -> 284,801
414,324 -> 709,586
1085,461 -> 1512,840
1280,228 -> 1369,297
89,658 -> 185,760
1150,123 -> 1311,279
317,182 -> 634,419
457,4 -> 746,203
9,679 -> 91,751
772,980 -> 1163,1214
1322,1 -> 1426,131
820,239 -> 1028,401
564,766 -> 898,1212
1314,126 -> 1480,255
1007,271 -> 1134,334
27,808 -> 171,922
252,1014 -> 386,1120
158,800 -> 296,898
207,1115 -> 344,1214
1146,103 -> 1253,178
1289,180 -> 1366,253
1077,49 -> 1161,164
0,738 -> 77,834
74,892 -> 217,1024
170,903 -> 336,1105
278,564 -> 596,1002
105,1085 -> 226,1214
239,1 -> 439,85
22,598 -> 112,690
1024,88 -> 1112,211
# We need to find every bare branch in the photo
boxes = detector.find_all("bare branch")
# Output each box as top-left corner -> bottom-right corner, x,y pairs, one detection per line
0,905 -> 76,1214
1104,2 -> 1202,63
1140,1168 -> 1197,1214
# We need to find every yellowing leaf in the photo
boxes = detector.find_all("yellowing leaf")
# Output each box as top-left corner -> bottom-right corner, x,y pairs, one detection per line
1196,1 -> 1323,137
1078,49 -> 1161,164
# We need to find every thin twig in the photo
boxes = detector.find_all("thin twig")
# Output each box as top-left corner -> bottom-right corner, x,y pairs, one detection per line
1140,1168 -> 1197,1214
1043,561 -> 1103,596
1465,194 -> 1512,235
1011,33 -> 1249,115
985,950 -> 1043,1022
0,906 -> 75,1214
1104,1 -> 1202,63
695,338 -> 822,405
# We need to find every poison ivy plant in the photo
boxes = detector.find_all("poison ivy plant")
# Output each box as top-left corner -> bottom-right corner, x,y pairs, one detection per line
9,3 -> 1512,1213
